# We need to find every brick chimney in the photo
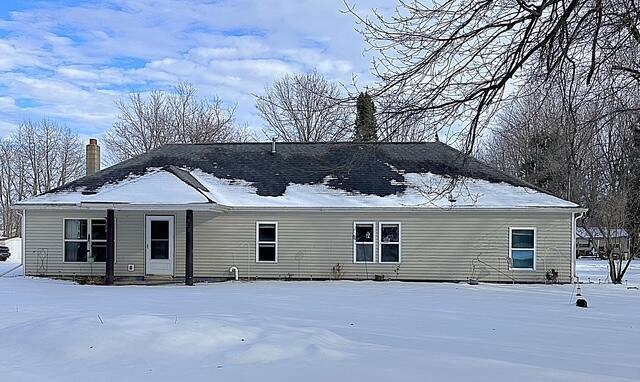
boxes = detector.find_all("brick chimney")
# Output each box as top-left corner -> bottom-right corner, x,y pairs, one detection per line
86,138 -> 100,176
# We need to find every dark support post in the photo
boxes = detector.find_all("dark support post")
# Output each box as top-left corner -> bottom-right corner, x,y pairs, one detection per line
105,209 -> 115,285
186,209 -> 194,286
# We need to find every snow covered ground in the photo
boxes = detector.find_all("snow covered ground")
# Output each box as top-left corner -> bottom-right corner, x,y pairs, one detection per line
577,258 -> 640,284
1,270 -> 639,381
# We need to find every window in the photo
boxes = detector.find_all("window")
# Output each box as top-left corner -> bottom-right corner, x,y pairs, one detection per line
150,220 -> 170,260
354,223 -> 375,262
379,223 -> 401,263
64,218 -> 108,262
256,222 -> 277,262
509,228 -> 535,269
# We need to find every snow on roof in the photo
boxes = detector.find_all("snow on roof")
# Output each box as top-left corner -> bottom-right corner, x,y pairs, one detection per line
192,169 -> 575,208
20,169 -> 210,206
576,227 -> 629,239
18,167 -> 577,209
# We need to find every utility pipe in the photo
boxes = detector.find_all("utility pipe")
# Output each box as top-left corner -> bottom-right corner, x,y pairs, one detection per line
229,266 -> 239,281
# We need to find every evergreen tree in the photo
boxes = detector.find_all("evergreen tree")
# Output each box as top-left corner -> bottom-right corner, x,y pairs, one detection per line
354,92 -> 377,141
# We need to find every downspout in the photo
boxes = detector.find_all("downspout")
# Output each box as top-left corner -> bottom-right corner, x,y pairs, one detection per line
572,211 -> 586,283
21,209 -> 25,269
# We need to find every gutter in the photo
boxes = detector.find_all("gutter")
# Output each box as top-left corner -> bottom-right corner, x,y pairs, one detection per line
219,205 -> 585,214
13,202 -> 584,214
13,202 -> 228,212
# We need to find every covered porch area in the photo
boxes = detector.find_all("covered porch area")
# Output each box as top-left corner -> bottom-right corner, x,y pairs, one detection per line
91,204 -> 220,286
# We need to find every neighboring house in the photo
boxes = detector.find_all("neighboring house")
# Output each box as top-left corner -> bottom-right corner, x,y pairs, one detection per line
576,227 -> 630,259
14,140 -> 585,284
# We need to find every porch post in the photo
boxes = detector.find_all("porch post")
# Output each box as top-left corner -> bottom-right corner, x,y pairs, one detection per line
185,209 -> 194,286
105,209 -> 115,285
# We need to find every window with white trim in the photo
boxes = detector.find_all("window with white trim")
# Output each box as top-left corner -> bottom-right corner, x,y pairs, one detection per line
256,222 -> 277,262
64,218 -> 108,262
510,228 -> 535,269
354,223 -> 375,262
379,223 -> 400,263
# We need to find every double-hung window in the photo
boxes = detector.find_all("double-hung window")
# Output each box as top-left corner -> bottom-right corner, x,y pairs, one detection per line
354,223 -> 375,262
379,223 -> 401,263
256,222 -> 277,262
64,218 -> 108,262
509,228 -> 535,269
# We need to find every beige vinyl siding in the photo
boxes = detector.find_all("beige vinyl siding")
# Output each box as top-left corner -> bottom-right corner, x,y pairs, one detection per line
24,210 -> 107,277
188,210 -> 572,283
24,210 -> 185,278
24,208 -> 573,283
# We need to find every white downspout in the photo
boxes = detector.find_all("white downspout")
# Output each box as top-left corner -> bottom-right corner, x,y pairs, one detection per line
229,266 -> 239,281
572,211 -> 586,283
21,209 -> 25,270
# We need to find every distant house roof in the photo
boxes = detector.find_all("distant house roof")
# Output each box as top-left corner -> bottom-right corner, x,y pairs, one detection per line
576,227 -> 629,239
16,142 -> 579,209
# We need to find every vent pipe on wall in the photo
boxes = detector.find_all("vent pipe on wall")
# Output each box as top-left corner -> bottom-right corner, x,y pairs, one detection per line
271,137 -> 277,154
86,138 -> 101,176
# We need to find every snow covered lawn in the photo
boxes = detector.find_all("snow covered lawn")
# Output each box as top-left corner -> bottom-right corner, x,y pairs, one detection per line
577,258 -> 640,284
1,276 -> 639,382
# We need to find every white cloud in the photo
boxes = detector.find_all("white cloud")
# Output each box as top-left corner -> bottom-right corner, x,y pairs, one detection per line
0,0 -> 389,138
0,96 -> 17,110
0,74 -> 119,131
0,40 -> 42,71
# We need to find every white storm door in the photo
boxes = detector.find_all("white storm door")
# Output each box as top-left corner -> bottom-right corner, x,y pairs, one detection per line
145,216 -> 174,275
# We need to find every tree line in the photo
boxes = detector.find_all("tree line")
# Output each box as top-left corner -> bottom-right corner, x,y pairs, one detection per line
0,120 -> 84,236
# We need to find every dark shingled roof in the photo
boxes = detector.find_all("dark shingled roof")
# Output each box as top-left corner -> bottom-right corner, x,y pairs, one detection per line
50,142 -> 540,197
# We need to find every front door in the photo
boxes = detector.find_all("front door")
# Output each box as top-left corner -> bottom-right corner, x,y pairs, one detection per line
145,216 -> 174,275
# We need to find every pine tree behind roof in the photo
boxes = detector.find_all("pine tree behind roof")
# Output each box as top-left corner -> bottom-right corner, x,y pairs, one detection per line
354,92 -> 377,142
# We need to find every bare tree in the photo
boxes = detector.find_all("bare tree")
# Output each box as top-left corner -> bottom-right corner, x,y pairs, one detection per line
255,71 -> 352,142
376,93 -> 435,142
348,0 -> 640,152
481,81 -> 598,201
105,82 -> 244,162
0,141 -> 22,237
0,119 -> 84,237
483,77 -> 638,283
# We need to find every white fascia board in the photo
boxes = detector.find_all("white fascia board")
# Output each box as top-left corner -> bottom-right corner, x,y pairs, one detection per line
14,202 -> 224,212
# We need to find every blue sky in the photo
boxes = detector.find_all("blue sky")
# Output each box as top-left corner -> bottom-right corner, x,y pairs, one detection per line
0,0 -> 386,139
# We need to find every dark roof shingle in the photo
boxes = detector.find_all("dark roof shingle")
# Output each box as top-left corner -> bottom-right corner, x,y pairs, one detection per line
51,142 -> 540,197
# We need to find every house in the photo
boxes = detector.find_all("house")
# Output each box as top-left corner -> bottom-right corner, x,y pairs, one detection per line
14,140 -> 585,284
576,227 -> 630,259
